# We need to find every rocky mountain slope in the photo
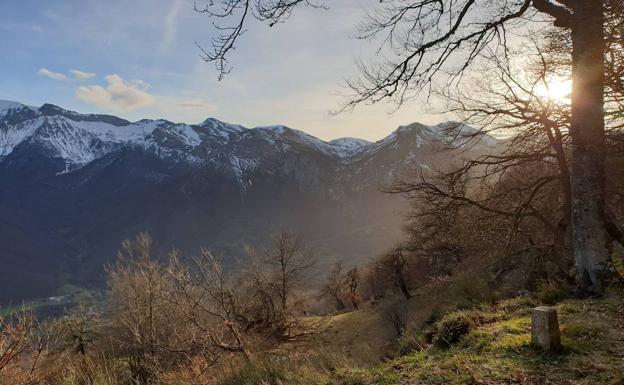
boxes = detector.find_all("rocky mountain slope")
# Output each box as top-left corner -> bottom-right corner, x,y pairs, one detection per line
0,100 -> 495,302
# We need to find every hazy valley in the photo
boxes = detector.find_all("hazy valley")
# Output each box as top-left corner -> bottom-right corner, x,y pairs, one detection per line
0,101 -> 491,302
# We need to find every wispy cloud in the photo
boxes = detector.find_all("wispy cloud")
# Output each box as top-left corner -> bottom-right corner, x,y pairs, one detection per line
130,79 -> 151,89
162,0 -> 184,48
175,100 -> 217,111
37,68 -> 68,81
8,0 -> 428,139
0,22 -> 43,33
76,74 -> 155,111
39,68 -> 96,82
151,98 -> 218,123
69,69 -> 96,81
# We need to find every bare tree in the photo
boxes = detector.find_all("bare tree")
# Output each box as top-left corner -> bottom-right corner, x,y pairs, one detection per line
197,0 -> 624,292
244,229 -> 315,332
379,248 -> 412,300
320,263 -> 362,310
320,262 -> 347,311
58,304 -> 99,356
382,299 -> 409,337
107,234 -> 255,382
107,233 -> 175,383
261,229 -> 315,316
165,249 -> 251,362
392,26 -> 624,288
0,312 -> 35,377
0,311 -> 54,385
389,52 -> 574,279
194,0 -> 327,80
344,267 -> 361,310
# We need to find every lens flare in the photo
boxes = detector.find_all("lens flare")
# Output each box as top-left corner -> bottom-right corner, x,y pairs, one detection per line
535,76 -> 572,103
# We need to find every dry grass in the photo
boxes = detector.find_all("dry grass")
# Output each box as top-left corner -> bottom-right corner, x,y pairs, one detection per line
3,279 -> 623,385
215,286 -> 624,385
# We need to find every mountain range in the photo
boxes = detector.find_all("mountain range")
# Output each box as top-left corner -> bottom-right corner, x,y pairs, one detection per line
0,100 -> 494,303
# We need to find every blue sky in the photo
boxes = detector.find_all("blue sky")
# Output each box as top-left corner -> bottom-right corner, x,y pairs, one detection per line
0,0 -> 439,141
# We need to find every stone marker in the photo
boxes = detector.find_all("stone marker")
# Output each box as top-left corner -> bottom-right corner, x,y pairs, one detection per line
531,306 -> 561,351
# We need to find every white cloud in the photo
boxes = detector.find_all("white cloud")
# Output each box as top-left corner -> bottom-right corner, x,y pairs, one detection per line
76,74 -> 155,111
69,69 -> 96,81
38,68 -> 68,81
130,79 -> 151,90
162,0 -> 184,48
0,22 -> 43,33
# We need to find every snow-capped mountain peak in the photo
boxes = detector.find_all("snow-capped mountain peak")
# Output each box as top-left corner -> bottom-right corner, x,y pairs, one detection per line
0,100 -> 31,114
329,137 -> 371,156
0,101 -> 504,304
0,100 -> 497,177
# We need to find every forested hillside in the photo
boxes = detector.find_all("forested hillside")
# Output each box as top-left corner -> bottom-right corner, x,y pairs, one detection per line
0,102 -> 494,302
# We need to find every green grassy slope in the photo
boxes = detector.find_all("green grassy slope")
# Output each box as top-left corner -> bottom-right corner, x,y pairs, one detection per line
219,290 -> 624,385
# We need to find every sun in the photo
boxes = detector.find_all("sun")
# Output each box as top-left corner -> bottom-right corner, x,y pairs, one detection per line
535,75 -> 572,103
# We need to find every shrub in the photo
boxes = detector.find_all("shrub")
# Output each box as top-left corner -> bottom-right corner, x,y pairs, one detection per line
336,371 -> 368,385
42,354 -> 128,385
381,300 -> 409,337
535,280 -> 571,305
424,308 -> 442,326
398,331 -> 426,355
433,313 -> 471,348
422,326 -> 437,344
218,358 -> 290,385
307,349 -> 349,373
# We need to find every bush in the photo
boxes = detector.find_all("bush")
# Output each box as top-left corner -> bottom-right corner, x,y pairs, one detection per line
381,300 -> 409,337
535,280 -> 571,305
308,349 -> 349,373
42,354 -> 128,385
336,371 -> 368,385
218,358 -> 290,385
398,331 -> 426,355
433,313 -> 471,348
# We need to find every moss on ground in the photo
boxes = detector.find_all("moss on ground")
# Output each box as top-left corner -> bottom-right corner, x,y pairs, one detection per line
219,289 -> 624,385
331,290 -> 624,385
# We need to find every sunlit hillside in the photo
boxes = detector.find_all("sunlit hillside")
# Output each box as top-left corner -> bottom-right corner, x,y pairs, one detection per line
1,0 -> 623,384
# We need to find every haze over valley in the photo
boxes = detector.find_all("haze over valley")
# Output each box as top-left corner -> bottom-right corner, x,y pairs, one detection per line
0,100 -> 491,302
1,1 -> 623,384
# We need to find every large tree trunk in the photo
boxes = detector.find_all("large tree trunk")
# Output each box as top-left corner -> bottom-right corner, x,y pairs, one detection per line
569,0 -> 612,292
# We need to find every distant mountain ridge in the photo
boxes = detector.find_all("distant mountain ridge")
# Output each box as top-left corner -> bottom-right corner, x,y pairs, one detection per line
2,100 -> 372,170
0,100 -> 495,303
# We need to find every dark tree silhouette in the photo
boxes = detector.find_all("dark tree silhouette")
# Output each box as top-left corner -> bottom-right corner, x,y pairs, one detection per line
194,0 -> 326,80
197,0 -> 622,292
320,262 -> 347,310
